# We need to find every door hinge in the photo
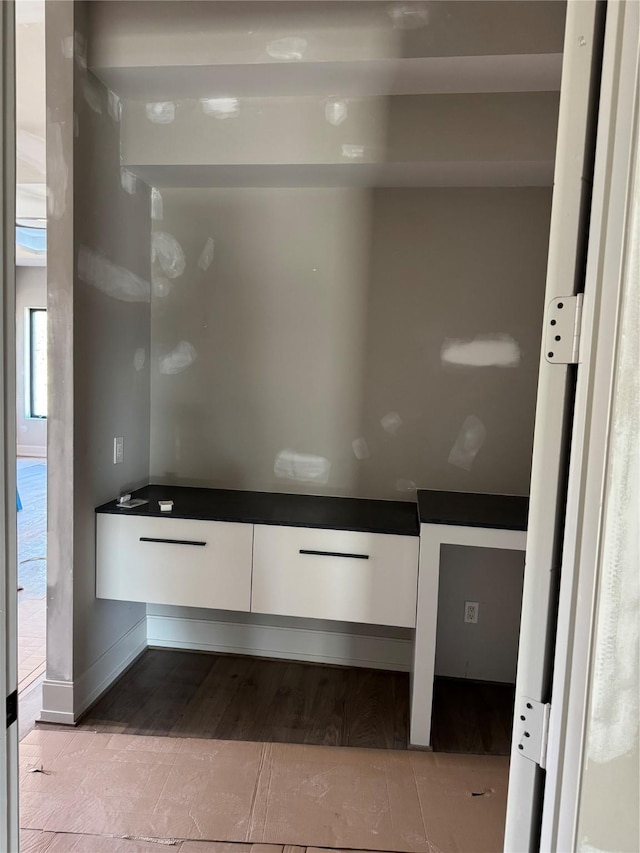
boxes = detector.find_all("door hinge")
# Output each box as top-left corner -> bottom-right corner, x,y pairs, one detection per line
6,690 -> 17,728
515,697 -> 551,769
544,294 -> 584,364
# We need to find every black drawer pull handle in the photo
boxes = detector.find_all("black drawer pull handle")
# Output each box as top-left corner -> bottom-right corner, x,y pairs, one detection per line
140,537 -> 207,547
299,549 -> 369,560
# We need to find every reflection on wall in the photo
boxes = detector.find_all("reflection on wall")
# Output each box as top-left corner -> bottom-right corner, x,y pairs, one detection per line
150,187 -> 551,499
150,187 -> 371,495
358,187 -> 550,497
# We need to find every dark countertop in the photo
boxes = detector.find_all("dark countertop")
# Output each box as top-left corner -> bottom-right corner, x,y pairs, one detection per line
96,485 -> 420,537
417,489 -> 529,531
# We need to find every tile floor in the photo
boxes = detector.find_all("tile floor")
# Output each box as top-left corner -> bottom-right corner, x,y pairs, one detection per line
17,457 -> 47,693
19,729 -> 509,852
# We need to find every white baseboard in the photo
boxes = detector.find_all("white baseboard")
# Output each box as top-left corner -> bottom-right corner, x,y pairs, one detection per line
73,616 -> 147,719
17,445 -> 46,458
40,679 -> 75,725
147,614 -> 412,672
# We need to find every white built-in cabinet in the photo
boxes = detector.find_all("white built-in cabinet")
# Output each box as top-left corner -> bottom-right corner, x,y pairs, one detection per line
96,514 -> 254,612
251,524 -> 418,628
96,512 -> 419,629
96,486 -> 527,747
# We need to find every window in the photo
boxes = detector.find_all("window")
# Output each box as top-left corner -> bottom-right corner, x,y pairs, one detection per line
27,308 -> 47,418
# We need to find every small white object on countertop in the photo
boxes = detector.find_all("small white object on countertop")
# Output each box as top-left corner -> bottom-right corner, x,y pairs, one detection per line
159,500 -> 174,512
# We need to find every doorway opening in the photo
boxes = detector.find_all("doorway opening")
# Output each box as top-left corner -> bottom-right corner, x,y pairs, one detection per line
13,0 -> 599,850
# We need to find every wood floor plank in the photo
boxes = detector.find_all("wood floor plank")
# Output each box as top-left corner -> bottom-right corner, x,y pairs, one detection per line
213,657 -> 286,742
169,653 -> 254,738
302,664 -> 347,747
82,648 -> 173,723
257,662 -> 308,743
392,672 -> 410,749
344,668 -> 397,749
81,649 -> 212,734
431,678 -> 482,753
73,649 -> 513,754
430,677 -> 513,755
127,652 -> 216,736
479,682 -> 515,754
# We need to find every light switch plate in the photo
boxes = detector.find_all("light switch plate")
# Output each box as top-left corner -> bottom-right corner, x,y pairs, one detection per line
114,436 -> 124,464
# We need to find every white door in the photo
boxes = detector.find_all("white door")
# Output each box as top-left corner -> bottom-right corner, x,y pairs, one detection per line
504,2 -> 605,849
0,1 -> 20,849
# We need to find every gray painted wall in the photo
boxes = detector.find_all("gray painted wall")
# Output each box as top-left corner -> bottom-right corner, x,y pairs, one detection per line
88,1 -> 566,70
435,545 -> 525,682
44,0 -> 151,712
45,0 -> 75,690
72,49 -> 152,682
121,93 -> 559,170
150,187 -> 551,499
16,266 -> 47,456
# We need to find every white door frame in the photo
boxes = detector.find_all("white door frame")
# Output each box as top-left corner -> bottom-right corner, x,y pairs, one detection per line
504,2 -> 605,849
0,0 -> 20,849
540,2 -> 640,849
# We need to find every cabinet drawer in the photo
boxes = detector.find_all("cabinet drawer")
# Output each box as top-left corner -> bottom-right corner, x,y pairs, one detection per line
251,524 -> 419,627
96,514 -> 253,611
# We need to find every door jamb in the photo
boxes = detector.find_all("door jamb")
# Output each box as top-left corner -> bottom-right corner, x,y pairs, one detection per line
541,2 -> 640,848
0,0 -> 20,849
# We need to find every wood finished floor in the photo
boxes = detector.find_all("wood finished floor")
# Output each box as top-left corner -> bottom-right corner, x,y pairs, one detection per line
74,649 -> 514,755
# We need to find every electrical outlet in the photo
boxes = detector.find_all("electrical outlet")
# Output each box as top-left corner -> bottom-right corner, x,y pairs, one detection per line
464,601 -> 479,624
113,436 -> 124,465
